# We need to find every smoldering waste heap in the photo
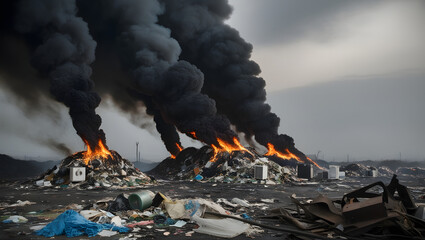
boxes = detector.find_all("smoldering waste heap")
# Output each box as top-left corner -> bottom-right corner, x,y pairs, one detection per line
148,146 -> 306,184
34,150 -> 152,189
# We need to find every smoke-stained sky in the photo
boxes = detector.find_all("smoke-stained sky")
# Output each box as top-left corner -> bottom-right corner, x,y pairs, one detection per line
0,0 -> 424,162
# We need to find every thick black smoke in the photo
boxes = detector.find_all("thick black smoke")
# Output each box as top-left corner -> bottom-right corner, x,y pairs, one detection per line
0,1 -> 59,119
1,0 -> 307,160
159,0 -> 305,158
95,0 -> 238,147
11,0 -> 106,151
74,0 -> 184,156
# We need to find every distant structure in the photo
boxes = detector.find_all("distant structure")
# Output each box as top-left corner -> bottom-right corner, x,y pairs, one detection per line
136,142 -> 139,162
329,165 -> 340,179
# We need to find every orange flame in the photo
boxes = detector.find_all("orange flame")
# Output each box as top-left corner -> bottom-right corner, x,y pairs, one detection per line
176,143 -> 183,152
210,137 -> 252,162
265,143 -> 324,169
189,132 -> 197,139
265,143 -> 304,163
82,139 -> 112,165
306,157 -> 324,170
170,143 -> 184,159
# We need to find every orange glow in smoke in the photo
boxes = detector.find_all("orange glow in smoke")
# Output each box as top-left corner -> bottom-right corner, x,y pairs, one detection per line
189,132 -> 197,139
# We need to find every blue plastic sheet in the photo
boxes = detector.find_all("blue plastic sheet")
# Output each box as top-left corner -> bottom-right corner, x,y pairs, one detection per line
35,210 -> 129,237
194,174 -> 203,181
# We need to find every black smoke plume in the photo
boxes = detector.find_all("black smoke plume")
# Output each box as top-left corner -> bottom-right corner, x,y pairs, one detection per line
88,0 -> 238,148
0,1 -> 58,118
2,0 -> 107,151
158,0 -> 306,159
74,0 -> 184,156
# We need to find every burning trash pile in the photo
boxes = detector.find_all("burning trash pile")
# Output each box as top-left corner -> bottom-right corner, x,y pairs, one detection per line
34,143 -> 151,189
148,145 -> 323,184
270,175 -> 425,239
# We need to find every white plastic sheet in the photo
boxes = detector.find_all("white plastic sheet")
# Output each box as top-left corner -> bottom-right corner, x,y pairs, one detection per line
192,215 -> 249,238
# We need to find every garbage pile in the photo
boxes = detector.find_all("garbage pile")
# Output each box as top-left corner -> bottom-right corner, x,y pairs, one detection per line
270,175 -> 425,239
34,150 -> 152,189
396,167 -> 425,177
377,166 -> 394,176
340,163 -> 377,177
26,190 -> 264,239
149,146 -> 299,184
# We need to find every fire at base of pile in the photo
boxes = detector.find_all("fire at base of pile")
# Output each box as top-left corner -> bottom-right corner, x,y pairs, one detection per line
35,150 -> 152,189
149,146 -> 305,184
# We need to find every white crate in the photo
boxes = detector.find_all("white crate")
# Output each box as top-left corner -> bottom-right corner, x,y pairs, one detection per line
254,165 -> 268,180
70,167 -> 86,182
329,165 -> 340,179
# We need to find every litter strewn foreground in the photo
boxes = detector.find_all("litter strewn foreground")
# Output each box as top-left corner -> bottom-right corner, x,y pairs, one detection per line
281,175 -> 425,239
1,174 -> 425,239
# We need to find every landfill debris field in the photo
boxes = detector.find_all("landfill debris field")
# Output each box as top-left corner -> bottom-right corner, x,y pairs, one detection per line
1,145 -> 425,240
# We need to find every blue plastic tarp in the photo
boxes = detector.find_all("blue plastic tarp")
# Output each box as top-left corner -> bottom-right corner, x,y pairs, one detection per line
35,210 -> 129,237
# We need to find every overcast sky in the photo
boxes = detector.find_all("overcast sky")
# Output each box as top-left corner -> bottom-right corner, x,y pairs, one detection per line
0,0 -> 424,162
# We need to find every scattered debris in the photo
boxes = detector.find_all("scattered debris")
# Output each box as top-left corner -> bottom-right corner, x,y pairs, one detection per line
35,210 -> 129,237
193,214 -> 250,238
170,220 -> 186,228
272,175 -> 425,239
2,215 -> 28,223
128,191 -> 155,211
98,229 -> 118,237
0,200 -> 35,209
231,198 -> 250,207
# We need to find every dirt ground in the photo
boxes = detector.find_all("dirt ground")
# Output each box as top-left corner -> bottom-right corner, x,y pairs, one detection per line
1,176 -> 424,240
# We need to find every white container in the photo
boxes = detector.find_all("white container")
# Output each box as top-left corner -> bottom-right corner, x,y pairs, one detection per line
339,171 -> 346,179
329,165 -> 340,179
70,167 -> 86,182
254,165 -> 268,180
366,169 -> 378,177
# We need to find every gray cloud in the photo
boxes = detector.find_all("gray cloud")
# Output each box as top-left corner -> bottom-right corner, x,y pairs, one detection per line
268,72 -> 425,161
229,0 -> 395,45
